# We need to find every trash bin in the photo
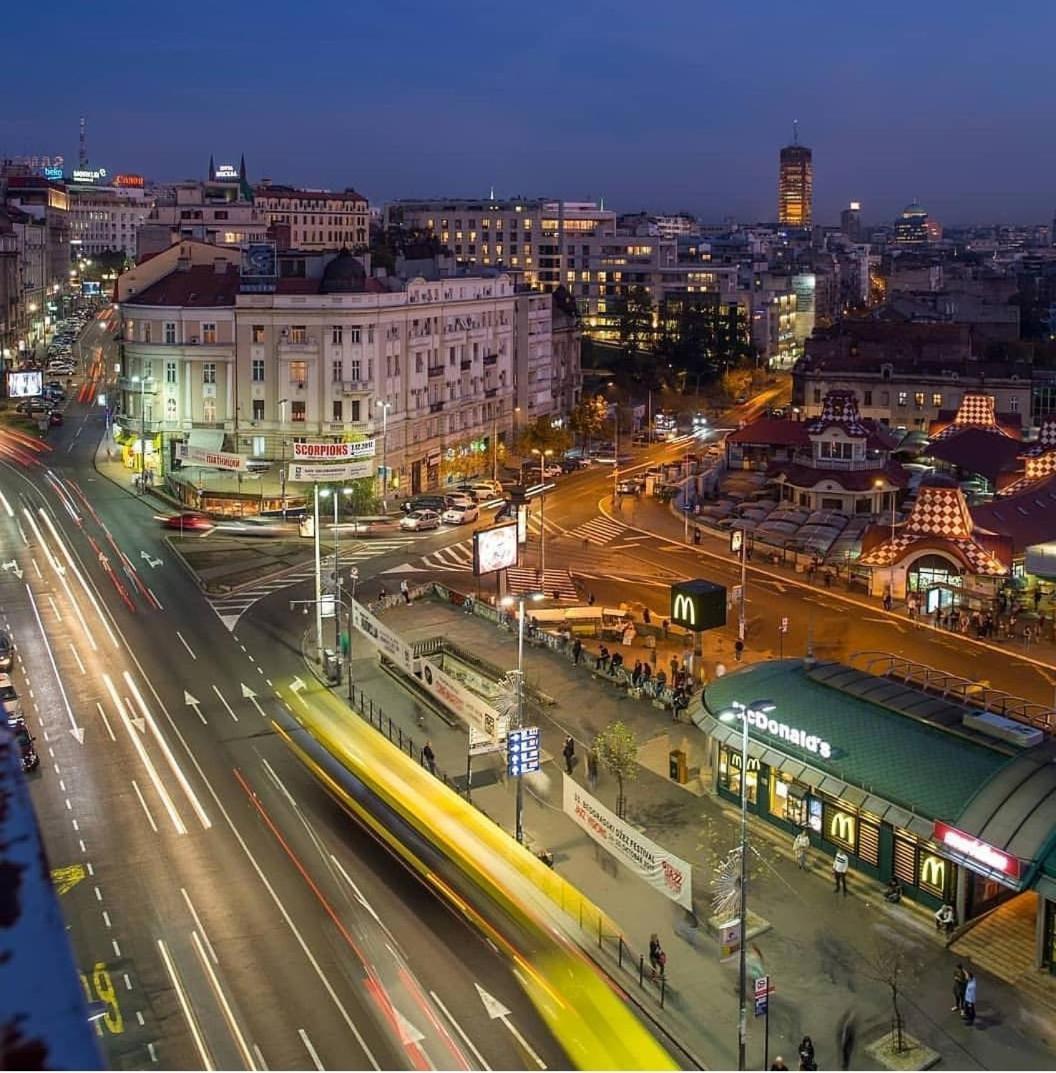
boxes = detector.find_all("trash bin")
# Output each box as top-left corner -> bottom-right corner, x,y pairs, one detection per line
323,648 -> 341,684
669,749 -> 687,784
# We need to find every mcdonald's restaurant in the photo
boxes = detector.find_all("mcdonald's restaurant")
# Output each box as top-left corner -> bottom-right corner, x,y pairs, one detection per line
695,659 -> 1056,971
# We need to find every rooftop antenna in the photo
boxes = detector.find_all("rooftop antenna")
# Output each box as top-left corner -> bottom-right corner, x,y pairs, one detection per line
79,116 -> 87,168
792,119 -> 799,146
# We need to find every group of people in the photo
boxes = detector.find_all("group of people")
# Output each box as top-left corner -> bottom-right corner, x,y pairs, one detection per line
768,1037 -> 816,1070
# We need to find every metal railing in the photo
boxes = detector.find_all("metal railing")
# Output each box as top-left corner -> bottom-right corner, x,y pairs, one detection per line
852,650 -> 1055,731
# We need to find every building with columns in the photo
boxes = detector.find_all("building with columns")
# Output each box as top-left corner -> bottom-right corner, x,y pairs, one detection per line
115,244 -> 522,500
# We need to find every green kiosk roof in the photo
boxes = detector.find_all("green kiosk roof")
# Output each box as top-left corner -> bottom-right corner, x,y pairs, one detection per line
702,660 -> 1011,822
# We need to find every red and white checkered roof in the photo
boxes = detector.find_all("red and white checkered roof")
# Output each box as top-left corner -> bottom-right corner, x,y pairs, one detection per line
931,391 -> 1009,441
859,482 -> 1007,574
807,390 -> 867,436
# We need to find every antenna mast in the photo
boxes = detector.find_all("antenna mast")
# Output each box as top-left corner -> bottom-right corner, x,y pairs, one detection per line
79,116 -> 88,168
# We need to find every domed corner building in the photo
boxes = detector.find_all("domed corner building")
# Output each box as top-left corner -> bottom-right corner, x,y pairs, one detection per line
858,472 -> 1011,607
319,248 -> 369,294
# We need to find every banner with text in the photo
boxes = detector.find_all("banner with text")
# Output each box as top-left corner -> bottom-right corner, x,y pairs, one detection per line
176,444 -> 249,472
562,774 -> 693,911
419,657 -> 504,741
349,599 -> 417,675
293,440 -> 376,461
287,460 -> 374,483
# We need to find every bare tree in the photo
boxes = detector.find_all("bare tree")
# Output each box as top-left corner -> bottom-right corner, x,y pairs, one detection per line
861,942 -> 912,1053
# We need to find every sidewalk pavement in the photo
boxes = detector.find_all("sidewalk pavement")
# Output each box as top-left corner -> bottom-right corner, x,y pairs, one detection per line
339,597 -> 1056,1072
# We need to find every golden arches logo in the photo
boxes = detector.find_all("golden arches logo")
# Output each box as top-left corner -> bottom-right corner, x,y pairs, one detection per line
829,811 -> 855,844
920,855 -> 946,890
672,593 -> 696,626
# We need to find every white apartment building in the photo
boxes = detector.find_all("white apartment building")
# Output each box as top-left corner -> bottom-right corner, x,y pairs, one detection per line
67,182 -> 153,258
254,182 -> 368,249
116,245 -> 518,497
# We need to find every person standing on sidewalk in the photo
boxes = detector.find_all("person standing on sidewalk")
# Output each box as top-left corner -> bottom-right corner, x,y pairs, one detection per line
832,849 -> 849,895
793,829 -> 810,870
952,963 -> 968,1013
648,933 -> 665,979
571,637 -> 583,665
562,736 -> 576,774
797,1037 -> 816,1071
400,578 -> 411,604
962,970 -> 977,1025
422,741 -> 436,775
587,750 -> 598,790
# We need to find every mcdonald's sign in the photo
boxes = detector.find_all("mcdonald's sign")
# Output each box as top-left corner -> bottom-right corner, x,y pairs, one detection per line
829,810 -> 855,846
919,855 -> 947,893
669,579 -> 727,633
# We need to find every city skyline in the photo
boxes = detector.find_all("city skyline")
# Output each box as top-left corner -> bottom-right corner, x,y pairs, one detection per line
3,1 -> 1056,225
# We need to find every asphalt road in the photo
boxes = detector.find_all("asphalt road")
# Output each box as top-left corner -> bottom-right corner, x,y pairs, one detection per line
1,331 -> 570,1071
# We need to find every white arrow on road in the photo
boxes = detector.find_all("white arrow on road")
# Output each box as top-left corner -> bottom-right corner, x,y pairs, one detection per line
140,551 -> 163,568
394,1009 -> 425,1047
290,676 -> 307,694
184,691 -> 207,725
475,984 -> 546,1069
1,560 -> 23,580
240,682 -> 267,718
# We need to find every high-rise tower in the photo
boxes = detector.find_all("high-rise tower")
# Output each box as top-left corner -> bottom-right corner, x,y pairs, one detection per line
778,122 -> 812,228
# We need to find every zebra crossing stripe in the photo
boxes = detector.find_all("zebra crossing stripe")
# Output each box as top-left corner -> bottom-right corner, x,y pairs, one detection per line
568,516 -> 627,544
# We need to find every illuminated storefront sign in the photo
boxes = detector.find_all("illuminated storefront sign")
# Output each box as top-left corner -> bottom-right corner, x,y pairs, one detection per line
669,578 -> 726,632
729,707 -> 835,760
933,822 -> 1021,880
42,166 -> 64,181
292,440 -> 375,461
829,810 -> 855,845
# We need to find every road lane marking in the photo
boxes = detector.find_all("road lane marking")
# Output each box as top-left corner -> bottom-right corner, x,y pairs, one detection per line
429,991 -> 491,1071
46,594 -> 63,621
25,582 -> 84,743
95,702 -> 116,742
130,779 -> 159,833
157,939 -> 214,1070
176,631 -> 197,660
260,757 -> 297,808
211,684 -> 239,723
124,671 -> 211,830
191,930 -> 257,1070
299,1029 -> 324,1071
68,642 -> 86,675
181,888 -> 218,965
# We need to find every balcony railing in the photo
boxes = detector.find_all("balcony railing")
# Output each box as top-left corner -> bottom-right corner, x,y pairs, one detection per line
340,380 -> 370,394
429,401 -> 444,413
427,365 -> 445,378
483,352 -> 498,366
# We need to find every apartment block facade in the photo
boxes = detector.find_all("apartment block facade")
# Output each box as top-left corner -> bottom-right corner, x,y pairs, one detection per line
116,244 -> 524,496
253,183 -> 368,250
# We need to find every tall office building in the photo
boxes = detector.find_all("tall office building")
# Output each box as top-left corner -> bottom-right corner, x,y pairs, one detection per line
840,201 -> 862,242
777,125 -> 813,228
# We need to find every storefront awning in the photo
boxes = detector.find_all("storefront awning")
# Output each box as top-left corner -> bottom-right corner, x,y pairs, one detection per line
187,428 -> 225,452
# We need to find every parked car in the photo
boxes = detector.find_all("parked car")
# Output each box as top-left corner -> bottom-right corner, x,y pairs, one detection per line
400,509 -> 441,531
402,494 -> 450,514
616,478 -> 643,495
6,716 -> 38,773
444,493 -> 477,510
442,504 -> 480,525
0,631 -> 13,673
0,673 -> 22,718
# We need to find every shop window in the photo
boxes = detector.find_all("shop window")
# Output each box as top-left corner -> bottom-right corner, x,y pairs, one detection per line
769,772 -> 810,828
893,835 -> 917,886
823,802 -> 857,851
858,818 -> 881,867
718,746 -> 758,805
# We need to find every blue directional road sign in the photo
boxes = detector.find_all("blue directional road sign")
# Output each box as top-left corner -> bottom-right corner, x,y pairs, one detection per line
507,726 -> 541,776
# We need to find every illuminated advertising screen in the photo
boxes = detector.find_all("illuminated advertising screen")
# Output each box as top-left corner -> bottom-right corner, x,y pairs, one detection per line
473,522 -> 518,576
7,370 -> 42,398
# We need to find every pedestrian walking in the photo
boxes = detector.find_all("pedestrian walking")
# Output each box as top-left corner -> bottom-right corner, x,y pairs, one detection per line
648,933 -> 666,979
770,1059 -> 788,1071
400,578 -> 411,604
793,829 -> 810,869
832,849 -> 849,895
670,655 -> 679,679
587,591 -> 596,607
422,740 -> 436,775
643,606 -> 652,625
587,750 -> 599,789
631,660 -> 643,686
962,970 -> 977,1025
562,735 -> 576,774
952,963 -> 968,1013
797,1036 -> 816,1071
571,637 -> 583,665
1035,587 -> 1043,611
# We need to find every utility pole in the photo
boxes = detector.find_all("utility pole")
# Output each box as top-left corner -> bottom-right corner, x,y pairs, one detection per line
278,398 -> 288,518
313,483 -> 324,666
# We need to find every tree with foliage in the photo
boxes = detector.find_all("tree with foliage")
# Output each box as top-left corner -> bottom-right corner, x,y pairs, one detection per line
568,395 -> 610,454
513,416 -> 572,461
611,285 -> 661,391
658,298 -> 756,394
593,721 -> 638,818
439,436 -> 488,485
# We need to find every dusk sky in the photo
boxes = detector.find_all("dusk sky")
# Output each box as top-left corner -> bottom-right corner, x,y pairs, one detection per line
4,0 -> 1054,226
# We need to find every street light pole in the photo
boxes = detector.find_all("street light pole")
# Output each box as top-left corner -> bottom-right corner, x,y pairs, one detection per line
722,699 -> 775,1073
313,483 -> 324,666
531,448 -> 553,580
739,532 -> 747,643
376,399 -> 391,505
278,398 -> 289,518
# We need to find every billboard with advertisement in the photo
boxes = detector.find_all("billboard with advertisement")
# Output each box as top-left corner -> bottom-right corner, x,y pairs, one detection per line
473,522 -> 518,576
176,444 -> 249,471
292,440 -> 376,461
418,658 -> 504,740
562,775 -> 693,911
349,599 -> 417,675
240,242 -> 277,293
7,370 -> 42,398
287,460 -> 374,483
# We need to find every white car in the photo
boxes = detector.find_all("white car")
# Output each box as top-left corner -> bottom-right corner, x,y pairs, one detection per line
400,509 -> 441,531
442,504 -> 479,525
0,673 -> 22,718
444,493 -> 476,510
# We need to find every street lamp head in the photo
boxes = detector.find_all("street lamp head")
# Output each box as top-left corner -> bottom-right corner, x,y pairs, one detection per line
131,375 -> 141,384
341,486 -> 354,495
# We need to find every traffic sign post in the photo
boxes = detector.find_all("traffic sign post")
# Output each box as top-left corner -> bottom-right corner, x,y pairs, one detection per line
779,616 -> 789,660
506,727 -> 541,777
754,974 -> 774,1069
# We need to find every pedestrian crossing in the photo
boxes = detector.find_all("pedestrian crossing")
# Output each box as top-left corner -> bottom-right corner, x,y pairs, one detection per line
506,567 -> 579,601
421,539 -> 474,572
206,537 -> 415,631
567,515 -> 628,545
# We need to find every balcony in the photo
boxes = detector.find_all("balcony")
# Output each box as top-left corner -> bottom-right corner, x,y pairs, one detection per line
484,387 -> 498,398
278,341 -> 319,356
118,376 -> 158,393
483,352 -> 498,366
429,401 -> 444,413
340,380 -> 370,394
460,358 -> 472,370
427,365 -> 446,378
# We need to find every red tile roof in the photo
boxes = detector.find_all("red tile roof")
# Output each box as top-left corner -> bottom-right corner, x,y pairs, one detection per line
971,475 -> 1056,556
125,263 -> 241,307
726,418 -> 811,448
768,459 -> 909,491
